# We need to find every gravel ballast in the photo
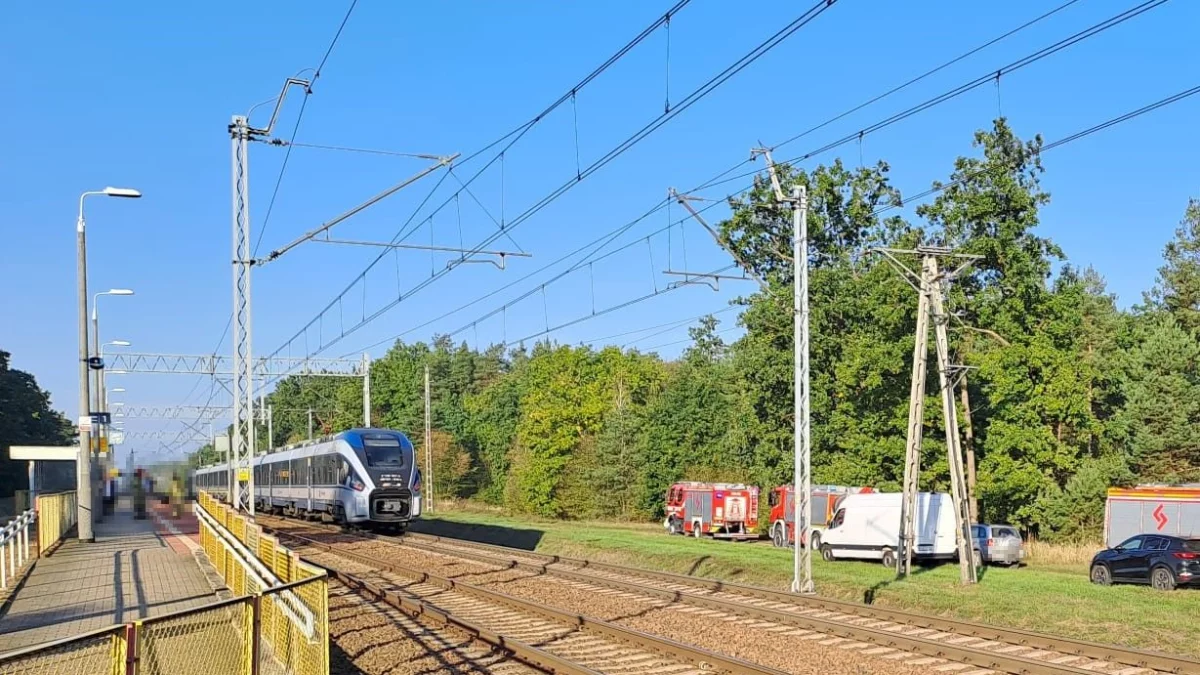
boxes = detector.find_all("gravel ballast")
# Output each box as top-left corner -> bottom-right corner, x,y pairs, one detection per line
273,522 -> 947,675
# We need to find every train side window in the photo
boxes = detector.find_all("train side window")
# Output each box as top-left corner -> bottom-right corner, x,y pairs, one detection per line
321,455 -> 334,485
337,458 -> 349,486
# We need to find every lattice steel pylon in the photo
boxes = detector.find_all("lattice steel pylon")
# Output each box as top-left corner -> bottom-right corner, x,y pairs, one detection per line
230,113 -> 255,514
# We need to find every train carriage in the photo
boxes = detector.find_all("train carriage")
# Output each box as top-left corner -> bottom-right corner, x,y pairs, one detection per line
194,428 -> 422,530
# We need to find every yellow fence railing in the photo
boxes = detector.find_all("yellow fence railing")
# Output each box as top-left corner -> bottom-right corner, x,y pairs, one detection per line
35,491 -> 77,555
1,492 -> 329,675
195,491 -> 329,675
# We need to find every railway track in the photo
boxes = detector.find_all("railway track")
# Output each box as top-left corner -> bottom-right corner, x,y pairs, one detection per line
275,527 -> 792,675
258,516 -> 1200,675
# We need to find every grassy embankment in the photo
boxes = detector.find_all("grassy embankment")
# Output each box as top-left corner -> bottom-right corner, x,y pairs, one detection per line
411,504 -> 1198,657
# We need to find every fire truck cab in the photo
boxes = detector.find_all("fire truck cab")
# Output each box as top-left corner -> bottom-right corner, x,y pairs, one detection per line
768,485 -> 874,547
664,482 -> 759,540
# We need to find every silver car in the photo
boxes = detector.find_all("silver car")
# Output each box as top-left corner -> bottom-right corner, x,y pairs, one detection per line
972,524 -> 1025,566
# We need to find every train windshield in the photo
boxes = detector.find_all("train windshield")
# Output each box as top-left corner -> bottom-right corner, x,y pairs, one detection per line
362,436 -> 404,466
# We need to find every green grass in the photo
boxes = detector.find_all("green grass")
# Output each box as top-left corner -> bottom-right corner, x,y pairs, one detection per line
412,506 -> 1199,658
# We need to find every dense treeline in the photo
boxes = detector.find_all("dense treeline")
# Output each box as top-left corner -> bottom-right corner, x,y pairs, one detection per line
201,120 -> 1200,541
0,350 -> 74,499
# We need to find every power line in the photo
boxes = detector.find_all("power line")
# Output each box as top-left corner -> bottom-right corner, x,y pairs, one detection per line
339,0 -> 1144,357
576,305 -> 738,346
700,0 -> 1171,195
253,0 -> 360,258
437,82 -> 1200,353
272,0 -> 837,364
641,324 -> 742,353
264,0 -> 694,349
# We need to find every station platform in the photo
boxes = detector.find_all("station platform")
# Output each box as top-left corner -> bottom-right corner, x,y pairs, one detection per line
0,497 -> 221,654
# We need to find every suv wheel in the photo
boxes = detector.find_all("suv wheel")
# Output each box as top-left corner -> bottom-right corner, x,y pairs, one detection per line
1089,563 -> 1112,586
1151,566 -> 1177,591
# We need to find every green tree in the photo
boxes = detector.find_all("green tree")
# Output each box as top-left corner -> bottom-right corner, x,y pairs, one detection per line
0,350 -> 73,497
1146,199 -> 1200,334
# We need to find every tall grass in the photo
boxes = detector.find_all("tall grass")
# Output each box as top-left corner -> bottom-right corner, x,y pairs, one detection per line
1025,538 -> 1101,567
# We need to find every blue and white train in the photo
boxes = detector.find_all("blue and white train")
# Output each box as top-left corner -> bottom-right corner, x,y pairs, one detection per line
194,428 -> 422,530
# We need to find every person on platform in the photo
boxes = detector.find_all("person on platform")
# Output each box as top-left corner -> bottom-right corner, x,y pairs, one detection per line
170,473 -> 183,519
132,469 -> 147,520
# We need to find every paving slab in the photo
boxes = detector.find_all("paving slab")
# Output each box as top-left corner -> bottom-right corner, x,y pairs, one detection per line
0,499 -> 220,654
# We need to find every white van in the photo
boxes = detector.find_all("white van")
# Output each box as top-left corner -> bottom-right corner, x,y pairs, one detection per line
811,492 -> 958,567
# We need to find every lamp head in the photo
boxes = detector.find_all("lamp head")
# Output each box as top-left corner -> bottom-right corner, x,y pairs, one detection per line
102,187 -> 142,199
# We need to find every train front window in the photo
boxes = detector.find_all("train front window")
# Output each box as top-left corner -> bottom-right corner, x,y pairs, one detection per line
363,436 -> 403,466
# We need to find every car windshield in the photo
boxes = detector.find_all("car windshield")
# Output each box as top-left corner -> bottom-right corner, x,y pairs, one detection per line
363,436 -> 403,466
993,526 -> 1019,539
1184,539 -> 1200,552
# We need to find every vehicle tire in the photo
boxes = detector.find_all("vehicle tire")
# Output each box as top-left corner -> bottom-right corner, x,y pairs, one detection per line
820,544 -> 835,562
809,531 -> 821,552
772,523 -> 786,548
1089,563 -> 1112,586
693,523 -> 703,539
881,548 -> 896,568
1151,566 -> 1177,591
667,518 -> 683,536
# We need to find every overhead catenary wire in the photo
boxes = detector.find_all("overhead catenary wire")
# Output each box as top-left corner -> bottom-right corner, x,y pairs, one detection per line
264,0 -> 697,361
575,305 -> 738,347
339,0 -> 1150,357
420,82 -> 1200,354
699,0 -> 1170,194
273,0 -> 838,364
688,0 -> 1085,194
253,0 -> 361,258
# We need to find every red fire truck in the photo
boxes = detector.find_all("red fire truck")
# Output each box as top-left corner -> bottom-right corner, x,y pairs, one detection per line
664,482 -> 760,540
767,485 -> 874,547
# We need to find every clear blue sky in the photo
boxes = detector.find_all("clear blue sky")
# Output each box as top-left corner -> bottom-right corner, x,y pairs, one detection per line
2,1 -> 1197,462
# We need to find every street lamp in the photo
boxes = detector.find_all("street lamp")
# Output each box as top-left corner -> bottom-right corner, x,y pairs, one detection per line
76,187 -> 140,542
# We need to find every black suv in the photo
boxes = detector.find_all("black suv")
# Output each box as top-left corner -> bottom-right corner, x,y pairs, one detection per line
1090,534 -> 1200,590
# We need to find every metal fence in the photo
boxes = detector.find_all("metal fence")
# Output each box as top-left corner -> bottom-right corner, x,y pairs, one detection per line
195,491 -> 329,675
0,624 -> 126,675
35,491 -> 76,555
1,508 -> 34,589
0,492 -> 328,675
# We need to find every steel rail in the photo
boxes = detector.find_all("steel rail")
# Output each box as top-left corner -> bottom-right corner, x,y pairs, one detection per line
282,531 -> 790,675
316,563 -> 598,675
392,529 -> 1200,675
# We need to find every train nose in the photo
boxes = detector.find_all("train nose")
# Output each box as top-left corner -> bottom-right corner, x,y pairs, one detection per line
369,488 -> 413,521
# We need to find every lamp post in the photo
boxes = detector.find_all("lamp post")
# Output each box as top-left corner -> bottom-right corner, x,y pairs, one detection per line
77,187 -> 140,542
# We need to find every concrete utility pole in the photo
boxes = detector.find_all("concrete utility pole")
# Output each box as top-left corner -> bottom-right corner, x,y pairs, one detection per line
307,408 -> 314,441
424,364 -> 433,513
877,246 -> 980,584
929,256 -> 977,585
897,260 -> 932,578
77,200 -> 95,542
76,187 -> 141,541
